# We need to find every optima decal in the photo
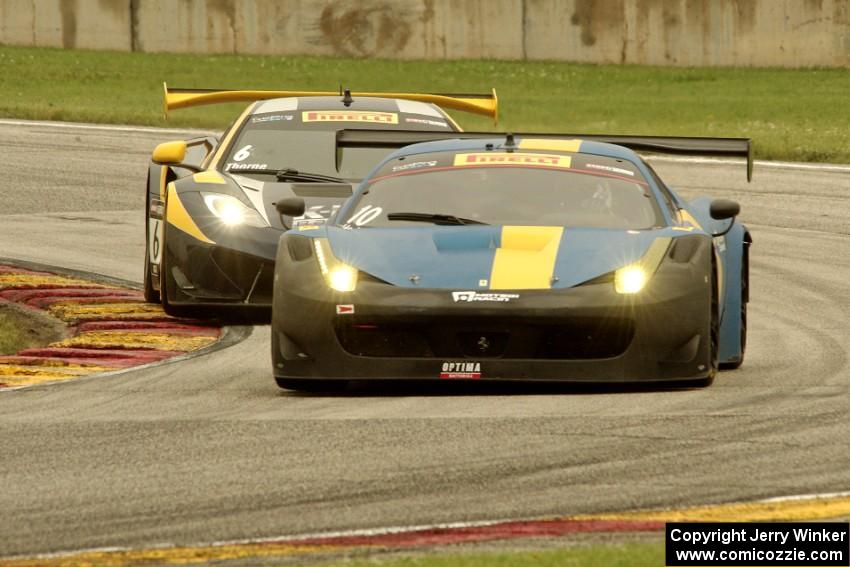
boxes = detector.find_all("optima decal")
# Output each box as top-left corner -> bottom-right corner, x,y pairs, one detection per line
302,111 -> 398,124
440,361 -> 481,379
453,152 -> 571,169
452,291 -> 520,303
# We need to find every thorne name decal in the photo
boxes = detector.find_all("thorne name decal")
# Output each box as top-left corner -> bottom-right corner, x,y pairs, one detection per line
453,152 -> 572,169
440,361 -> 481,379
452,291 -> 520,303
302,111 -> 399,124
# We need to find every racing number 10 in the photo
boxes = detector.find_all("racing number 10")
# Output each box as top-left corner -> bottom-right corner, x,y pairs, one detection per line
348,205 -> 382,226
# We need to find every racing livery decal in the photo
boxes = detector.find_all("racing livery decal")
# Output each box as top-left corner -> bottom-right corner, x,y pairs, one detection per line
453,152 -> 572,169
440,361 -> 482,379
302,111 -> 399,124
405,117 -> 450,128
452,291 -> 520,303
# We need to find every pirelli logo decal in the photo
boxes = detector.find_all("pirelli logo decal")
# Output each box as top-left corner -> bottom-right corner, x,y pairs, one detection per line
302,111 -> 398,124
453,152 -> 572,169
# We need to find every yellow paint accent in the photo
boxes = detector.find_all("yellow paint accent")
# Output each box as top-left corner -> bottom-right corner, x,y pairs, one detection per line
5,493 -> 850,566
151,140 -> 187,166
302,110 -> 398,124
208,102 -> 257,169
164,82 -> 498,120
454,152 -> 571,169
47,302 -> 168,323
54,331 -> 216,352
1,359 -> 105,369
578,495 -> 850,523
0,274 -> 104,289
166,183 -> 214,244
0,364 -> 95,377
0,368 -> 104,387
679,209 -> 703,230
2,543 -> 339,567
192,171 -> 226,184
518,138 -> 582,153
490,226 -> 564,290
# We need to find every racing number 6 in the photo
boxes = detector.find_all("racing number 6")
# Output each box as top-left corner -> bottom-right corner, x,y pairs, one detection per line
233,144 -> 253,162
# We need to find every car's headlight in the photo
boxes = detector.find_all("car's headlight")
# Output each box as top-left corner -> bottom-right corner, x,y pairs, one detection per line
614,237 -> 672,294
202,193 -> 267,228
614,266 -> 647,294
313,238 -> 358,292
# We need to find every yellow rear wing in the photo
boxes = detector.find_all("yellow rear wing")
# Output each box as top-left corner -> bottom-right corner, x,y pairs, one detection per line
163,83 -> 498,122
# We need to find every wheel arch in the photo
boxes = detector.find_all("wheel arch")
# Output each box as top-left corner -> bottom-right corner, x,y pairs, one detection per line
718,222 -> 750,365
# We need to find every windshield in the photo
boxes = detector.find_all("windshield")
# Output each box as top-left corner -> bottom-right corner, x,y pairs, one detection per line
220,106 -> 455,181
342,151 -> 663,230
222,130 -> 395,181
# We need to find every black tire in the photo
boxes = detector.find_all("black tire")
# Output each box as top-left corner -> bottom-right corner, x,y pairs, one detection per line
143,246 -> 160,304
276,378 -> 349,393
143,172 -> 161,304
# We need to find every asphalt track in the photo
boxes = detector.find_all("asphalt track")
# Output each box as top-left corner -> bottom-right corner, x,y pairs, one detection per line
0,119 -> 848,558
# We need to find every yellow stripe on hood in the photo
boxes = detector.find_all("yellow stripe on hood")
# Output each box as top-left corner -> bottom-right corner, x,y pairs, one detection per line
490,226 -> 564,290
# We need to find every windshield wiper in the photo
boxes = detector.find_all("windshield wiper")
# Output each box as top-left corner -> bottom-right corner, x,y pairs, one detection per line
386,212 -> 488,226
227,167 -> 346,184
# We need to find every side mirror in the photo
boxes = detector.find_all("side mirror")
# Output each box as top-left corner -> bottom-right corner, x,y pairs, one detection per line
709,199 -> 740,220
152,140 -> 188,166
275,198 -> 306,218
709,199 -> 740,237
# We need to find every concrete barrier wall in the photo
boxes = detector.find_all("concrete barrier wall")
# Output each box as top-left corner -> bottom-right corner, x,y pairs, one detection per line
0,0 -> 130,50
2,0 -> 849,67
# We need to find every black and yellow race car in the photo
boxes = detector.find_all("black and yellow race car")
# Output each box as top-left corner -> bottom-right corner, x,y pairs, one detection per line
144,85 -> 498,318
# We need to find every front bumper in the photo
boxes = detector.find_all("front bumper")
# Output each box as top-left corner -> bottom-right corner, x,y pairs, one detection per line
271,250 -> 714,383
164,221 -> 280,309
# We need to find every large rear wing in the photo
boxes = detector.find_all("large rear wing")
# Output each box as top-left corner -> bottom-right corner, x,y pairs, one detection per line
337,130 -> 753,181
163,83 -> 498,121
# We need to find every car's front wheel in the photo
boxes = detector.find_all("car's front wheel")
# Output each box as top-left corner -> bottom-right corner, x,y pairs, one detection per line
143,247 -> 160,304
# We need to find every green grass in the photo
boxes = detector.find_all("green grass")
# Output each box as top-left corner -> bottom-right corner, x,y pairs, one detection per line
0,305 -> 64,355
320,542 -> 663,567
2,45 -> 850,162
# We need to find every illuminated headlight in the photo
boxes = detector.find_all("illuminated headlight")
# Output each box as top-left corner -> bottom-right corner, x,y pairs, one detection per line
614,266 -> 648,294
314,238 -> 358,292
202,193 -> 267,227
613,237 -> 673,294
